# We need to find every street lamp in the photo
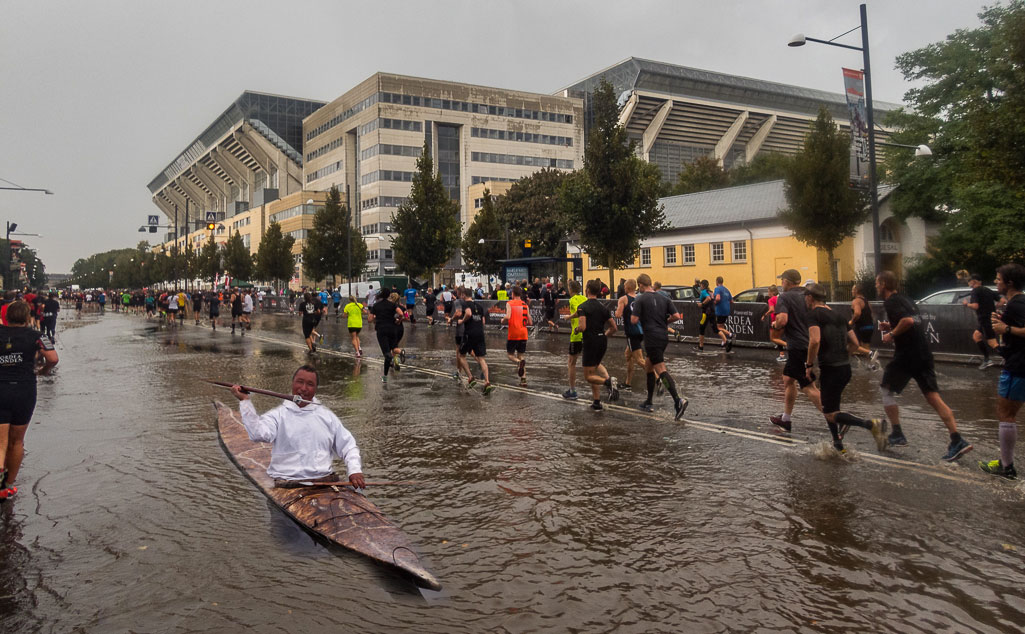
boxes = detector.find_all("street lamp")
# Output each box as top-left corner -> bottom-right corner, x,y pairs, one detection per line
789,3 -> 885,274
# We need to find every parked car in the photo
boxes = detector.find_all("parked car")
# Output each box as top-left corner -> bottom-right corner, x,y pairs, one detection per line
658,285 -> 698,301
917,286 -> 998,305
733,287 -> 771,304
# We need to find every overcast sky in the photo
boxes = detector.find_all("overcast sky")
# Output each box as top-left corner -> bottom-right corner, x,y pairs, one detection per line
0,0 -> 992,273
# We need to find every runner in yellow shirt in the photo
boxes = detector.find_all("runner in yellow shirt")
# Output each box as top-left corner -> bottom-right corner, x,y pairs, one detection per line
343,296 -> 366,357
563,280 -> 587,400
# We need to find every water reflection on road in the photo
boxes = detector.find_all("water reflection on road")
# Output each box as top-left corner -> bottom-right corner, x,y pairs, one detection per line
2,310 -> 1023,633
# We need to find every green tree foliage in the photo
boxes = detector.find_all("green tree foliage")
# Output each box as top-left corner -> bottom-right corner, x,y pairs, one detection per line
223,230 -> 253,281
18,246 -> 47,288
196,233 -> 222,284
779,107 -> 867,299
559,78 -> 666,289
497,168 -> 569,257
255,221 -> 296,291
391,142 -> 462,280
461,189 -> 506,277
671,155 -> 729,195
729,152 -> 793,187
69,248 -> 137,289
885,1 -> 1025,278
302,186 -> 367,287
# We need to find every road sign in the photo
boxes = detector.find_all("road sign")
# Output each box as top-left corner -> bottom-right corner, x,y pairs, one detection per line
206,211 -> 217,222
147,215 -> 159,226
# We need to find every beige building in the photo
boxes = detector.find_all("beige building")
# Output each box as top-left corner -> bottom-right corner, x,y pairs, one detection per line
302,73 -> 584,276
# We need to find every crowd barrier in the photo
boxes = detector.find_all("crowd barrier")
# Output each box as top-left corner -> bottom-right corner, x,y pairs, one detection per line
260,296 -> 986,361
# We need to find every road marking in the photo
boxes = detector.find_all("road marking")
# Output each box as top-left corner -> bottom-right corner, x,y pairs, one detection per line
232,332 -> 988,487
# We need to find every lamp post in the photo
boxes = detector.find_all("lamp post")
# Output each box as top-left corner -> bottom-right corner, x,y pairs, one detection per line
789,3 -> 884,274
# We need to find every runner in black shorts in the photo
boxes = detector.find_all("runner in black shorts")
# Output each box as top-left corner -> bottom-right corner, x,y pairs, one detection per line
630,274 -> 687,419
207,291 -> 221,331
770,269 -> 822,431
696,280 -> 714,351
964,273 -> 1001,369
455,287 -> 492,392
1,301 -> 59,502
369,292 -> 404,382
574,280 -> 619,410
298,292 -> 324,352
877,270 -> 972,461
804,284 -> 887,453
616,278 -> 644,390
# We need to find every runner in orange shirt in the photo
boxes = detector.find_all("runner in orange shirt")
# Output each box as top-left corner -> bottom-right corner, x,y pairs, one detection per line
502,285 -> 532,386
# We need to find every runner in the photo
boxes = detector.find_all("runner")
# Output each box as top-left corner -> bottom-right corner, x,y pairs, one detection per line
980,263 -> 1025,479
298,291 -> 324,353
242,290 -> 254,331
631,274 -> 687,419
404,285 -> 418,324
616,278 -> 644,390
331,287 -> 342,317
455,286 -> 492,393
165,289 -> 179,326
389,292 -> 408,365
365,284 -> 377,308
342,295 -> 365,357
696,280 -> 714,352
849,282 -> 876,365
964,273 -> 1002,369
770,269 -> 823,432
41,292 -> 59,343
713,276 -> 736,352
207,290 -> 221,331
575,279 -> 620,411
563,280 -> 586,400
763,284 -> 787,362
876,270 -> 973,461
192,291 -> 203,325
441,286 -> 454,324
175,290 -> 187,327
804,284 -> 888,454
76,292 -> 85,315
368,289 -> 404,382
503,286 -> 532,386
541,282 -> 559,331
424,287 -> 437,326
0,301 -> 59,502
230,288 -> 244,336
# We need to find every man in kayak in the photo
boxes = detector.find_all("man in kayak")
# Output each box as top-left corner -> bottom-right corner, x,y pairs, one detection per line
230,365 -> 365,489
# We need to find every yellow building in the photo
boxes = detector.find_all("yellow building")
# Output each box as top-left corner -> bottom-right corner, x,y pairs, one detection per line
576,180 -> 855,292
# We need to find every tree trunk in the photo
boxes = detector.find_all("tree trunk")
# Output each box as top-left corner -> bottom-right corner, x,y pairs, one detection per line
827,248 -> 837,301
607,256 -> 616,299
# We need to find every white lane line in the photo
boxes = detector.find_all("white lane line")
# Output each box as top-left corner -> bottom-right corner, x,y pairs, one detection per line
241,332 -> 988,487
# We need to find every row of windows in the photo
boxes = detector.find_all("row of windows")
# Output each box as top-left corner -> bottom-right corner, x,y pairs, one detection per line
361,169 -> 415,186
269,203 -> 317,224
288,229 -> 309,241
361,222 -> 394,235
359,117 -> 423,136
367,249 -> 394,261
306,93 -> 379,141
307,91 -> 575,143
377,92 -> 573,124
470,127 -> 573,146
587,242 -> 748,269
471,152 -> 573,169
473,195 -> 498,209
360,143 -> 421,161
306,161 -> 342,183
305,136 -> 344,162
471,175 -> 520,185
231,216 -> 251,231
360,196 -> 407,211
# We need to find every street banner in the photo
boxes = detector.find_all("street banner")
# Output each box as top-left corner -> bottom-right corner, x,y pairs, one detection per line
843,68 -> 870,185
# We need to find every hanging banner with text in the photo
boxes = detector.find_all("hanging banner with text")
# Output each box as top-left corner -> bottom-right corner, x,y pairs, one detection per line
843,68 -> 871,186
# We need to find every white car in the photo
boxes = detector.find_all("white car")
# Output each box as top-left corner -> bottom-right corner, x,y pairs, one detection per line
917,286 -> 998,305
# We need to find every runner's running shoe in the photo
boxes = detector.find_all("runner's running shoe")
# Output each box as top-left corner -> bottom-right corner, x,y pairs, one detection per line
869,418 -> 889,451
607,377 -> 620,402
979,459 -> 1017,480
517,359 -> 525,378
591,401 -> 604,411
769,414 -> 792,432
942,437 -> 973,462
638,402 -> 654,413
724,333 -> 736,353
562,389 -> 578,400
888,432 -> 908,447
674,398 -> 689,421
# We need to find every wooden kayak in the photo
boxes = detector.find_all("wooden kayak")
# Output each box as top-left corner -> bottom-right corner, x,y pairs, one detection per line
214,401 -> 442,590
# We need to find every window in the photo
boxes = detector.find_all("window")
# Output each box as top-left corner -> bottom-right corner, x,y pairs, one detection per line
664,246 -> 677,265
470,127 -> 573,146
639,247 -> 651,266
732,241 -> 747,262
711,242 -> 725,263
471,151 -> 573,170
683,244 -> 695,265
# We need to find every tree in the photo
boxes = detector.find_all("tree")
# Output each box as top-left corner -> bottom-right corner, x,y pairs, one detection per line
461,189 -> 506,278
302,186 -> 367,289
497,168 -> 569,257
671,155 -> 729,195
223,230 -> 253,281
559,78 -> 667,290
779,107 -> 867,299
196,233 -> 222,285
884,1 -> 1025,277
729,152 -> 793,186
255,221 -> 296,292
391,142 -> 461,281
19,246 -> 46,288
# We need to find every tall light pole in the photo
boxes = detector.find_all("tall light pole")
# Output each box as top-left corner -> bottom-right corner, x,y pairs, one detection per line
789,3 -> 881,274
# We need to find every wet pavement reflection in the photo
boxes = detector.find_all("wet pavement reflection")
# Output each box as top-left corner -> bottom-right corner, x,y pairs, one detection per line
2,309 -> 1024,633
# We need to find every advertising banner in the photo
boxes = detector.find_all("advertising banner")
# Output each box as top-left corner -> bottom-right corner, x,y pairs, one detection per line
843,68 -> 871,186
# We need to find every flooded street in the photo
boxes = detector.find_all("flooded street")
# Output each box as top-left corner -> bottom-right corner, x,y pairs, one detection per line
3,310 -> 1024,633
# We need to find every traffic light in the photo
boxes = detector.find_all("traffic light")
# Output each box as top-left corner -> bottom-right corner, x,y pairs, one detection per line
207,223 -> 216,231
